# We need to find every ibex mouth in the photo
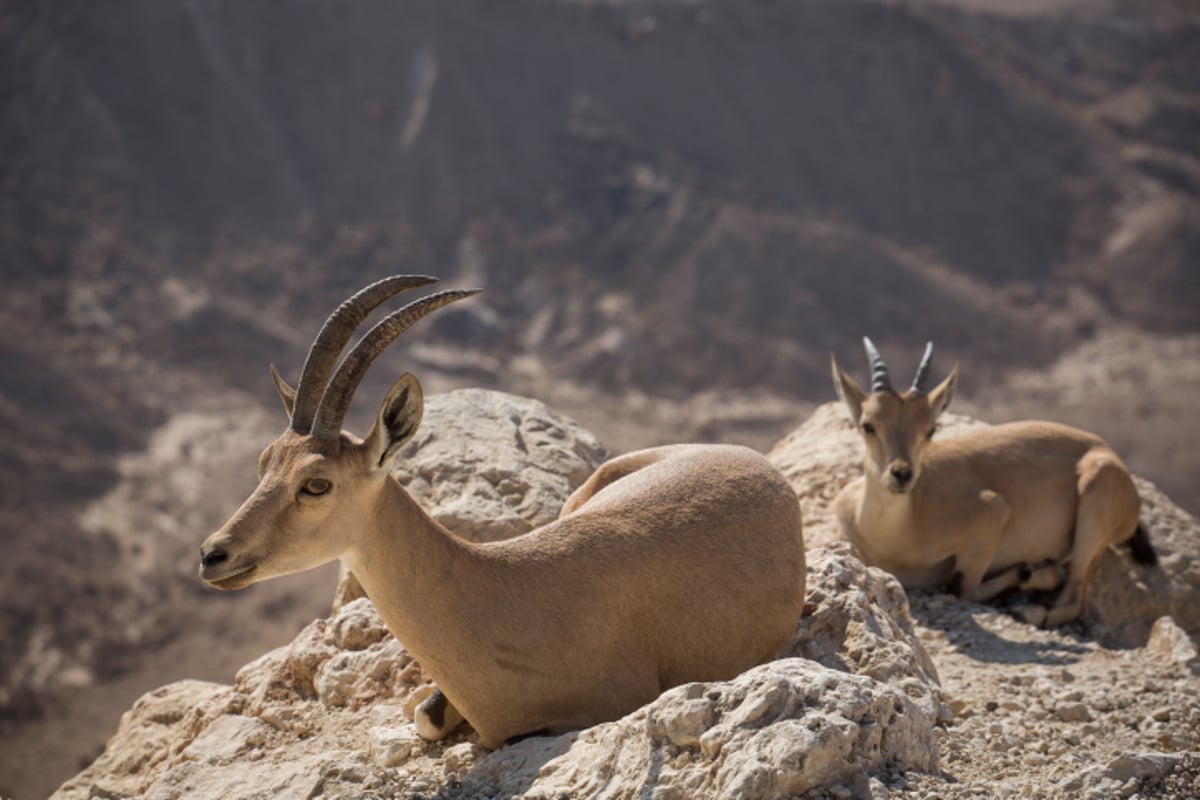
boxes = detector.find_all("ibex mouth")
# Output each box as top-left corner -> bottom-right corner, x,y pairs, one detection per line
202,563 -> 259,590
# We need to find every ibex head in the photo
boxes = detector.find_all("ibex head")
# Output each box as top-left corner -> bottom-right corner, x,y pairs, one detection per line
199,276 -> 479,589
831,338 -> 958,495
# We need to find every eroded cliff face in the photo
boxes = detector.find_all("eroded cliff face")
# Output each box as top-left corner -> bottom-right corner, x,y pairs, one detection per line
5,0 -> 1198,436
54,393 -> 1200,800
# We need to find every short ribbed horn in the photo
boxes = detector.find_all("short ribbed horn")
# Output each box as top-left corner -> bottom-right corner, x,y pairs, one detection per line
289,276 -> 437,433
911,342 -> 935,393
310,288 -> 481,440
862,337 -> 894,394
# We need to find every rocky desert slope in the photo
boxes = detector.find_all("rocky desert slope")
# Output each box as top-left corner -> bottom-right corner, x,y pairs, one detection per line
2,0 -> 1198,797
53,390 -> 1200,799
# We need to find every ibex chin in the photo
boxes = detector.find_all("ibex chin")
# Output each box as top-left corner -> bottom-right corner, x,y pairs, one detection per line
830,338 -> 1155,627
199,276 -> 807,748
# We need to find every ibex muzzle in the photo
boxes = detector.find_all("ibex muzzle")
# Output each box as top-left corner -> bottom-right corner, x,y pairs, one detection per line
201,431 -> 353,589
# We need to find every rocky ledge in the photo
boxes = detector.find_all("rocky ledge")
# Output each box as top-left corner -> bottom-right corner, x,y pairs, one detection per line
54,393 -> 1200,799
52,542 -> 943,800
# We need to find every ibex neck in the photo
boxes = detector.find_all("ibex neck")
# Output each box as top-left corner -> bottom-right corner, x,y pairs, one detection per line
857,462 -> 915,540
341,476 -> 486,670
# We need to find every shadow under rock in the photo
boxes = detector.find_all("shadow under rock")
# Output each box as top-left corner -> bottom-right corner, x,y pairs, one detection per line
909,592 -> 1094,666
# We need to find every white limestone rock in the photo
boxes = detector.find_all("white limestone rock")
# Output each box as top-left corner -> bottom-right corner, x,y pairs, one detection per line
1145,615 -> 1199,666
785,541 -> 945,722
392,387 -> 606,542
454,657 -> 937,800
369,724 -> 422,768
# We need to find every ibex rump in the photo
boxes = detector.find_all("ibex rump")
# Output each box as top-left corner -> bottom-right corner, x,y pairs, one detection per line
831,338 -> 1153,627
198,276 -> 807,747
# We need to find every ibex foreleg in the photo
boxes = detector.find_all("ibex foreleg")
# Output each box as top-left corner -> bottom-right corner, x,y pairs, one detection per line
948,491 -> 1012,602
975,559 -> 1066,600
559,448 -> 673,516
408,686 -> 465,741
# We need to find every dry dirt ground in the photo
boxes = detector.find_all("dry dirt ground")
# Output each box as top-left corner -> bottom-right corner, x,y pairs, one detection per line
881,594 -> 1200,800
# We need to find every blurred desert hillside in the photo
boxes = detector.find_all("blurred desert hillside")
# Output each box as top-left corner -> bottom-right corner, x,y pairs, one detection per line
1,1 -> 1197,798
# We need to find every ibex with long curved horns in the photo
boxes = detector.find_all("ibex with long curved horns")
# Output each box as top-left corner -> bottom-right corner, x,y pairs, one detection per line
831,338 -> 1154,627
199,276 -> 807,747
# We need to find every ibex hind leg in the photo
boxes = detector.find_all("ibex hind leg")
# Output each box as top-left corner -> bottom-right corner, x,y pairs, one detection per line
1006,561 -> 1067,626
1040,454 -> 1141,628
971,563 -> 1025,599
560,449 -> 671,516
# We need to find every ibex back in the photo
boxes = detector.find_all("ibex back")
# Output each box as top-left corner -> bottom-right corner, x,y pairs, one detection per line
831,338 -> 1153,627
199,276 -> 807,747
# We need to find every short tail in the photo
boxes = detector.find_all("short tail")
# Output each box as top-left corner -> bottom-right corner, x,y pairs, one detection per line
1124,523 -> 1158,566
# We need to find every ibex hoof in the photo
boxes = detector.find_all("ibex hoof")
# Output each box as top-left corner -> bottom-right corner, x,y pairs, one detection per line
1017,560 -> 1066,594
410,686 -> 465,741
1012,604 -> 1048,627
1042,605 -> 1084,628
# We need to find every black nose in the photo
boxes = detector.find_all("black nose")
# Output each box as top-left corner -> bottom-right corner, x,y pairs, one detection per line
201,547 -> 229,569
890,465 -> 913,485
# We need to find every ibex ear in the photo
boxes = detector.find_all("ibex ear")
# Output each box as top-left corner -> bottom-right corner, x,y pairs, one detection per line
365,373 -> 424,469
927,364 -> 958,419
269,364 -> 297,418
831,354 -> 866,426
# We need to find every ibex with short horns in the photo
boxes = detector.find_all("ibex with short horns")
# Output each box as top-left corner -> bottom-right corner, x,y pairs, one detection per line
831,338 -> 1154,627
199,276 -> 807,747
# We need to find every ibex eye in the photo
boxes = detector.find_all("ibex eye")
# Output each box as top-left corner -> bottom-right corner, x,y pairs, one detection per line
301,478 -> 331,496
927,427 -> 937,440
861,423 -> 876,435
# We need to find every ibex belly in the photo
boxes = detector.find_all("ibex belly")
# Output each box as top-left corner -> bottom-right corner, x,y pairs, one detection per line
456,573 -> 800,747
986,483 -> 1080,573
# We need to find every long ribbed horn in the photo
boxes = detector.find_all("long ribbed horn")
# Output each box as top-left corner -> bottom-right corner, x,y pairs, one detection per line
311,288 -> 481,440
862,337 -> 894,394
911,342 -> 935,394
290,276 -> 437,433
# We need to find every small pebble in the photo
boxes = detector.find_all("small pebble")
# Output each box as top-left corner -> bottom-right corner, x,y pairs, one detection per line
1055,702 -> 1093,723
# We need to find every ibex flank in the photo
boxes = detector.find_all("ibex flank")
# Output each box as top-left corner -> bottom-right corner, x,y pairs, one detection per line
831,338 -> 1154,627
198,276 -> 807,748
